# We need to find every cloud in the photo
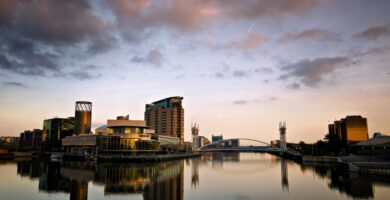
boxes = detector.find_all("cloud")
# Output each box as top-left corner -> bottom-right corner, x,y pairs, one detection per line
288,82 -> 301,89
175,73 -> 186,79
221,0 -> 327,20
2,81 -> 28,88
0,0 -> 329,79
355,25 -> 390,40
254,67 -> 274,74
213,72 -> 225,78
131,48 -> 163,66
0,0 -> 113,77
217,32 -> 266,50
68,70 -> 101,81
279,28 -> 339,42
233,70 -> 248,77
280,56 -> 349,87
233,100 -> 248,105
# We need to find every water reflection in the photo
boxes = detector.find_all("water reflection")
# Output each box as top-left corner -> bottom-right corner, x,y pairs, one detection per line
300,163 -> 378,198
3,153 -> 389,199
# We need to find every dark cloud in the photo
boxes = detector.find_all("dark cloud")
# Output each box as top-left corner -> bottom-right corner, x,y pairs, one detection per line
280,57 -> 349,87
0,0 -> 113,78
0,0 -> 328,79
2,81 -> 28,88
355,25 -> 390,40
233,70 -> 248,77
233,100 -> 248,105
279,28 -> 339,42
131,48 -> 163,67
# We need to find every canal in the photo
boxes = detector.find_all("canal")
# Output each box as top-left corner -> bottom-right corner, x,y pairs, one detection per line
0,152 -> 389,200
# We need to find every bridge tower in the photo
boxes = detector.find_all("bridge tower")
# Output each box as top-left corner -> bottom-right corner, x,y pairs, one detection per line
279,121 -> 287,153
191,123 -> 199,151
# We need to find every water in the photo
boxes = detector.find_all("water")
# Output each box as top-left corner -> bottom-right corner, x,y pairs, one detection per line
0,153 -> 389,200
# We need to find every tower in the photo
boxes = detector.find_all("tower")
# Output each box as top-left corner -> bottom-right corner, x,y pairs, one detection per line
191,123 -> 199,150
279,121 -> 286,153
75,101 -> 92,135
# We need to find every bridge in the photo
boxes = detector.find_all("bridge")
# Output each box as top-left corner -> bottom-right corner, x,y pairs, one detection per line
199,138 -> 301,158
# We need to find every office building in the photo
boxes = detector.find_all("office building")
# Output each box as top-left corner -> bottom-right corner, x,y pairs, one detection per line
328,115 -> 369,146
43,117 -> 75,151
74,101 -> 92,135
19,130 -> 34,146
145,97 -> 184,144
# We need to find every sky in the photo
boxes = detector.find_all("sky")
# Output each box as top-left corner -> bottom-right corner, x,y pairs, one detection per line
0,0 -> 389,143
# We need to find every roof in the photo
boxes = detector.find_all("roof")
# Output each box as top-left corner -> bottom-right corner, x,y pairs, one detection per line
151,96 -> 183,104
352,134 -> 390,147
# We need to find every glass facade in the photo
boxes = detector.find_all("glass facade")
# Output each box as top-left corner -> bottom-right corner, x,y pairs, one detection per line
43,117 -> 75,151
100,136 -> 158,151
107,127 -> 144,134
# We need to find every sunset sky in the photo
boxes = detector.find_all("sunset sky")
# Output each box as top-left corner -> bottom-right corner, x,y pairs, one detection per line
0,0 -> 389,143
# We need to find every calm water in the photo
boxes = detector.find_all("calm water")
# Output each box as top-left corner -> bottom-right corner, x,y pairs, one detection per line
1,153 -> 390,200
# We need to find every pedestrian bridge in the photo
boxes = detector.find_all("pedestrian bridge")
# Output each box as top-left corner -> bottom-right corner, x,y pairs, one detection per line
199,138 -> 301,156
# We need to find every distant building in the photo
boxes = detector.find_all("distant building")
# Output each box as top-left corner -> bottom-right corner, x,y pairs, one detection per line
329,115 -> 369,147
19,130 -> 34,146
0,136 -> 19,146
145,96 -> 184,144
212,135 -> 223,142
43,117 -> 75,151
270,140 -> 280,147
199,136 -> 210,147
191,123 -> 199,150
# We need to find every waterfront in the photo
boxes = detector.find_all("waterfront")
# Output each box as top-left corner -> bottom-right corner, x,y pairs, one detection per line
1,153 -> 390,200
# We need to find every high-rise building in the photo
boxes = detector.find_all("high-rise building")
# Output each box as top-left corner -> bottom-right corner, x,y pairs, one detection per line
145,97 -> 184,144
74,101 -> 92,135
43,117 -> 75,151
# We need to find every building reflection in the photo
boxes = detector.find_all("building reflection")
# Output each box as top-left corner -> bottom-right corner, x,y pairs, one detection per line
301,164 -> 376,199
14,159 -> 184,200
11,153 -> 390,200
280,159 -> 289,192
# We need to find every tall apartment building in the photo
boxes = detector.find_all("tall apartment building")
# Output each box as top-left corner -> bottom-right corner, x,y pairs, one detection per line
145,97 -> 184,144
